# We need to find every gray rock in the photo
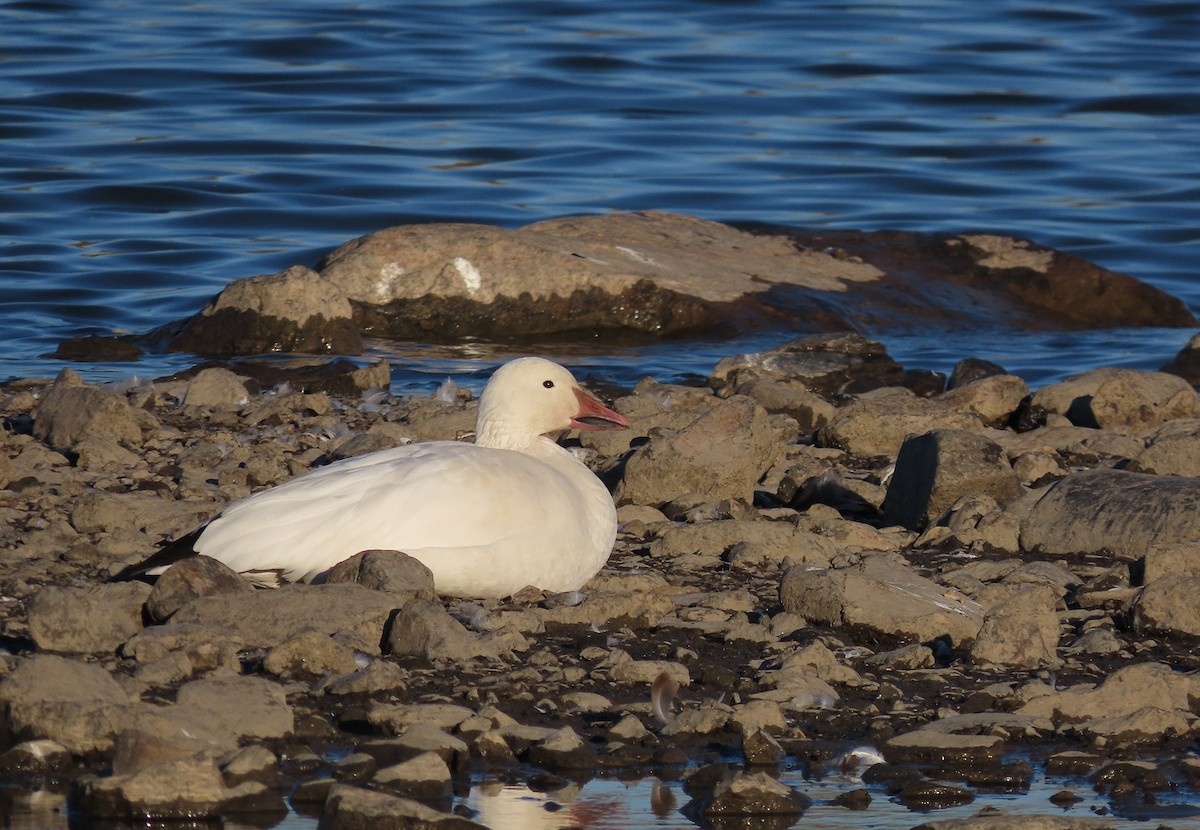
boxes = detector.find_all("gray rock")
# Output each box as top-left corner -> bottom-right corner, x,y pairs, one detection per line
938,374 -> 1029,425
146,555 -> 254,623
1128,576 -> 1200,638
780,554 -> 985,647
167,265 -> 361,357
616,396 -> 785,507
883,731 -> 1004,765
970,585 -> 1062,669
170,583 -> 401,651
174,676 -> 294,741
526,726 -> 598,771
322,660 -> 409,696
122,623 -> 243,673
815,391 -> 981,458
183,368 -> 252,408
263,629 -> 361,679
318,783 -> 485,830
325,550 -> 437,602
33,369 -> 142,452
1089,368 -> 1196,432
0,654 -> 132,755
1017,662 -> 1200,724
882,429 -> 1022,530
27,581 -> 150,653
1020,469 -> 1200,561
386,599 -> 497,661
1031,367 -> 1196,431
1129,418 -> 1200,477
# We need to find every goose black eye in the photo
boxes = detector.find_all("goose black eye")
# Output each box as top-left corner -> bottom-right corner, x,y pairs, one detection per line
543,380 -> 555,389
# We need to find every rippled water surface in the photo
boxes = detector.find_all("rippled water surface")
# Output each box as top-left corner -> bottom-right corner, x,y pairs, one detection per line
2,0 -> 1199,391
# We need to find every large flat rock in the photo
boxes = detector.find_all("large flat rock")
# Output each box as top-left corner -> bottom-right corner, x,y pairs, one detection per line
136,212 -> 1194,357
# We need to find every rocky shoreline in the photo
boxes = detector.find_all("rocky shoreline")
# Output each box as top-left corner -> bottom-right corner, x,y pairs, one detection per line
4,332 -> 1200,829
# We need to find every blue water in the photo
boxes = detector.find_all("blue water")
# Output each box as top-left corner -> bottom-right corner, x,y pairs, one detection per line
2,0 -> 1199,393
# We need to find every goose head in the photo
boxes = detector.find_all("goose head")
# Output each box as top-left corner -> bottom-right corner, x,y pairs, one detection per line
476,357 -> 629,448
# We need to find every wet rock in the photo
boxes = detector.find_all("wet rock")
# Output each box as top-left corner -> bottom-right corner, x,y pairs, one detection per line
386,598 -> 498,661
896,779 -> 975,810
1020,469 -> 1200,561
319,783 -> 485,830
325,550 -> 438,602
146,555 -> 254,622
742,728 -> 785,766
0,654 -> 133,755
780,554 -> 985,647
27,581 -> 150,653
0,739 -> 72,776
911,815 -> 1112,830
684,770 -> 810,819
882,429 -> 1022,530
832,787 -> 872,810
1128,575 -> 1200,637
166,265 -> 362,357
709,333 -> 906,398
969,585 -> 1062,669
527,726 -> 598,771
170,583 -> 401,651
616,396 -> 785,506
815,390 -> 981,458
373,751 -> 453,802
33,369 -> 143,452
52,334 -> 145,361
71,754 -> 283,821
183,367 -> 251,407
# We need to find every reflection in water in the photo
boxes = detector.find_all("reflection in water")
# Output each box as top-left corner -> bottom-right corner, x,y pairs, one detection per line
0,787 -> 69,830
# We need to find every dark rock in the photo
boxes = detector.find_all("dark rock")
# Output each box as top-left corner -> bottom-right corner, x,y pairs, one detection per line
948,358 -> 1008,390
882,429 -> 1022,530
526,727 -> 598,772
146,555 -> 254,623
742,728 -> 784,767
896,779 -> 975,810
0,739 -> 72,776
831,787 -> 871,810
51,335 -> 144,362
1161,331 -> 1200,386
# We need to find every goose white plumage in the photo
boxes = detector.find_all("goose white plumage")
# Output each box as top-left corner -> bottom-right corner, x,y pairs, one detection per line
124,357 -> 630,598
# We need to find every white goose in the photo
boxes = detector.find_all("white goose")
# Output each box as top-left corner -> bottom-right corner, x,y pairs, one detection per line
120,357 -> 630,598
